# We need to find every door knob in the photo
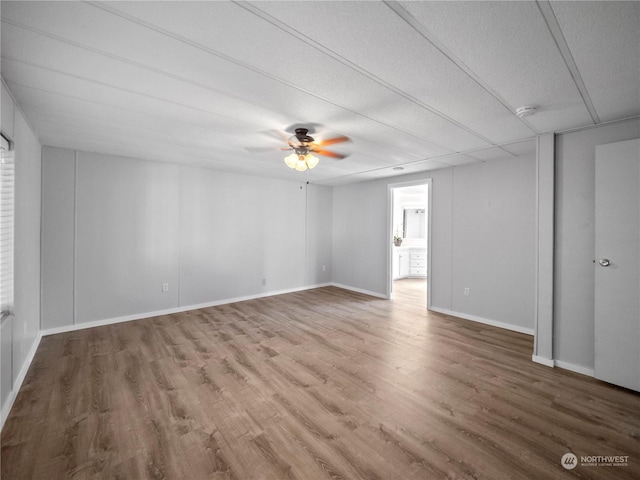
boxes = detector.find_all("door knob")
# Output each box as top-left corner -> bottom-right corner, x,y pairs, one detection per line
598,258 -> 611,267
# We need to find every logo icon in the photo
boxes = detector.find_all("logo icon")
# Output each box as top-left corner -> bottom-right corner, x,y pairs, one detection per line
561,453 -> 578,470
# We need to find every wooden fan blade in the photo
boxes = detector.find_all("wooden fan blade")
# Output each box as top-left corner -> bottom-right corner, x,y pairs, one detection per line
313,149 -> 347,159
316,136 -> 349,147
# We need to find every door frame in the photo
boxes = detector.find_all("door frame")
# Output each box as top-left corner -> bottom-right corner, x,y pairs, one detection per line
386,178 -> 432,309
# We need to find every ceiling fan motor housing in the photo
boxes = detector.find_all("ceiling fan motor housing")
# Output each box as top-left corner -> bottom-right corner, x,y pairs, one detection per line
288,128 -> 315,149
280,125 -> 349,161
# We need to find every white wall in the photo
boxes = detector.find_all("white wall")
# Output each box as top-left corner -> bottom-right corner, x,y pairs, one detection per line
41,147 -> 333,330
554,118 -> 640,371
332,180 -> 389,295
332,155 -> 537,333
306,182 -> 333,285
179,167 -> 304,305
429,169 -> 454,311
0,81 -> 42,426
75,152 -> 181,322
40,148 -> 75,329
450,157 -> 536,330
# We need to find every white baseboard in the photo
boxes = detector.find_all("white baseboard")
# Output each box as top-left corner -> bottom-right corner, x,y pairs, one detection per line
330,283 -> 389,299
42,283 -> 333,337
1,331 -> 42,431
532,354 -> 555,367
428,307 -> 535,336
530,356 -> 595,378
555,360 -> 595,378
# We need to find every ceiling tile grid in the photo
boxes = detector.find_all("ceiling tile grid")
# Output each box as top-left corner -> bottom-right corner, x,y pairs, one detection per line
398,0 -> 596,133
1,1 -> 638,185
80,2 -> 483,155
550,1 -> 640,122
248,0 -> 535,144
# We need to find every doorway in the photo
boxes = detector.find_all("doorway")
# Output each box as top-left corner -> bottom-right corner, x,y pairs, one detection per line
387,180 -> 431,308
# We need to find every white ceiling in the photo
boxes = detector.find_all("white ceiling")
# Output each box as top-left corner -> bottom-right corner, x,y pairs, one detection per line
1,1 -> 638,186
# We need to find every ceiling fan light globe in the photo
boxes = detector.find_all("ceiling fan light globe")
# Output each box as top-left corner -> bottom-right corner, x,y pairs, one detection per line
295,159 -> 308,172
306,154 -> 319,169
284,153 -> 298,169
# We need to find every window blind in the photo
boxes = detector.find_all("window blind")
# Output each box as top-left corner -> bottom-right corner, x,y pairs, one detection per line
0,134 -> 14,318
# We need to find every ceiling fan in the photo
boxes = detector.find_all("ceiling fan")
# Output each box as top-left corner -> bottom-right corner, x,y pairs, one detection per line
248,125 -> 350,172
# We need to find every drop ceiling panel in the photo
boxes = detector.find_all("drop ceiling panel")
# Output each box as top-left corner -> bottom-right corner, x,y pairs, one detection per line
8,78 -> 422,181
383,159 -> 450,176
321,160 -> 447,186
0,36 -> 295,135
551,1 -> 640,122
26,114 -> 265,168
1,21 -> 323,125
399,1 -> 595,133
1,23 -> 457,161
2,59 -> 437,166
30,117 -> 336,183
251,0 -> 534,145
10,77 -> 421,172
1,1 -> 637,185
2,65 -> 281,136
466,139 -> 537,161
466,147 -> 516,162
30,119 -> 257,169
501,139 -> 537,157
11,86 -> 250,146
437,154 -> 479,167
84,1 -> 487,152
18,102 -> 249,158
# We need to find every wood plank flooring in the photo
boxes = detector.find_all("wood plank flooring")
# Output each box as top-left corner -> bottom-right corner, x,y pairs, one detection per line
2,283 -> 639,479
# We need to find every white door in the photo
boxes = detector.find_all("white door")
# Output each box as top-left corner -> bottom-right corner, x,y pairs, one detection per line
594,138 -> 640,391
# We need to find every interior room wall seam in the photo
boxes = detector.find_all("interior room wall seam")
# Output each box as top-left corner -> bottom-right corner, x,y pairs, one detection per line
533,135 -> 540,357
39,146 -> 44,332
449,167 -> 455,311
532,133 -> 556,363
178,164 -> 183,308
73,150 -> 78,326
551,134 -> 557,362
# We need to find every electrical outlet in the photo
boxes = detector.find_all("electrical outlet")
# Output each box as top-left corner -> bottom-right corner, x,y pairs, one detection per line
464,287 -> 470,296
322,265 -> 326,272
162,283 -> 169,292
262,278 -> 266,286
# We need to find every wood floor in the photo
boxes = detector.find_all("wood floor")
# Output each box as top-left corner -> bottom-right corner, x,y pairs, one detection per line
2,282 -> 639,479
